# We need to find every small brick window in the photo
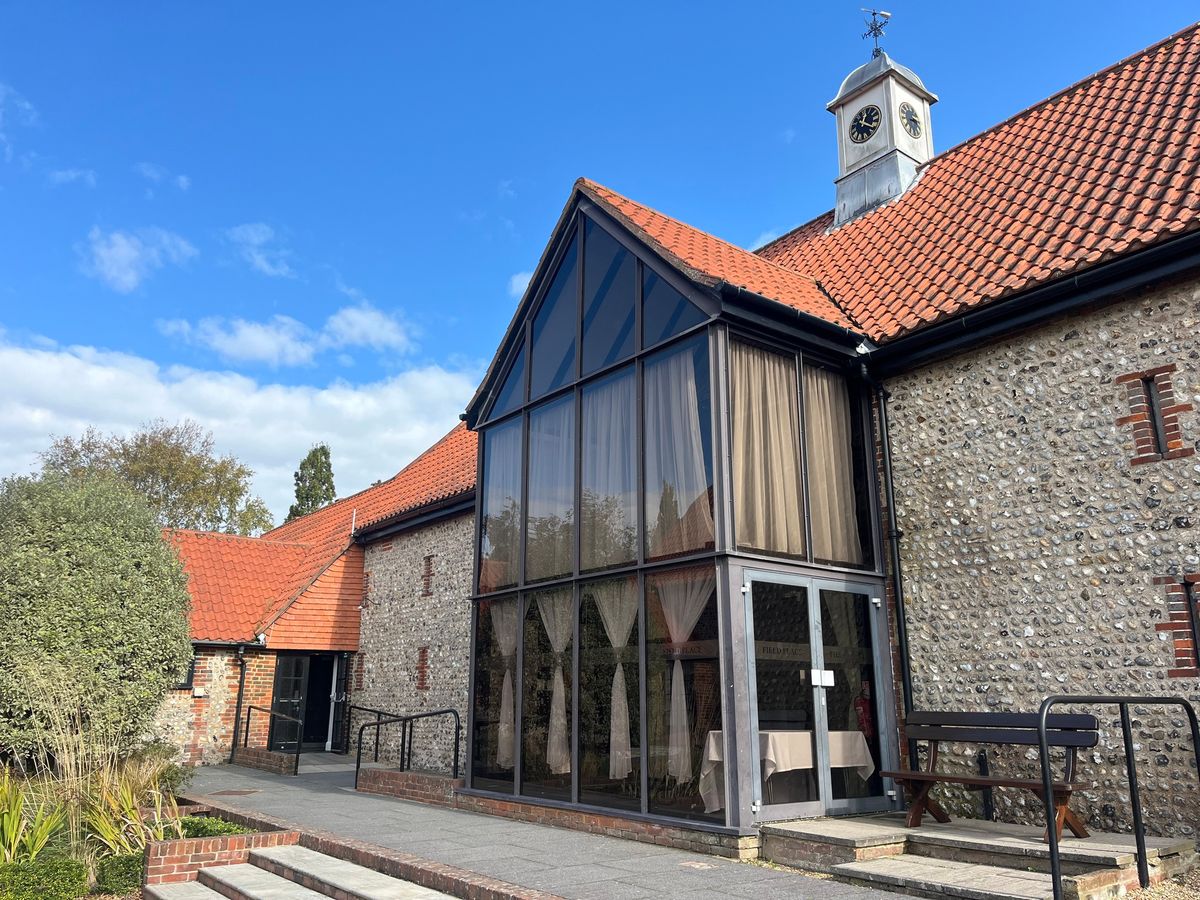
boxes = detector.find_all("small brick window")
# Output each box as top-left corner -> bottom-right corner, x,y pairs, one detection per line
1155,576 -> 1200,678
416,646 -> 430,691
421,554 -> 435,597
1115,365 -> 1194,465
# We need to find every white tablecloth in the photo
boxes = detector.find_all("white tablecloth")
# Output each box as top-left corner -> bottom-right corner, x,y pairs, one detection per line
698,730 -> 876,812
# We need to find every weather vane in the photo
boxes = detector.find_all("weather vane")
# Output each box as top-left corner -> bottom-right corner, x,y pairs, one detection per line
861,8 -> 891,59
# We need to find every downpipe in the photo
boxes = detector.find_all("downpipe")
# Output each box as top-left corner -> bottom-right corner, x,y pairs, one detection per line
228,645 -> 248,761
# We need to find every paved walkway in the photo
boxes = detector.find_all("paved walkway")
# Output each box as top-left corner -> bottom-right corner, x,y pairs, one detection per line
188,765 -> 892,899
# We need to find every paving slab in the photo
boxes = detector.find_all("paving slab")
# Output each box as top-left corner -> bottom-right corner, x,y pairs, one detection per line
253,845 -> 455,898
188,764 -> 890,899
835,856 -> 1054,900
198,861 -> 332,899
143,882 -> 224,900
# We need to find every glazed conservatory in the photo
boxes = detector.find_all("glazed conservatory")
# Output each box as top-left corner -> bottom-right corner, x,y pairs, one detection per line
464,191 -> 899,833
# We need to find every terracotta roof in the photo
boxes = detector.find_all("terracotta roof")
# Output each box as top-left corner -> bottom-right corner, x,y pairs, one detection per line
757,23 -> 1200,341
170,422 -> 477,646
577,179 -> 856,329
168,530 -> 313,642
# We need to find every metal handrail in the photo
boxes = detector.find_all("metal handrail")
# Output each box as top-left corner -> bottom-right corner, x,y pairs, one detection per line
242,704 -> 304,776
1038,694 -> 1200,899
347,704 -> 397,763
354,707 -> 461,790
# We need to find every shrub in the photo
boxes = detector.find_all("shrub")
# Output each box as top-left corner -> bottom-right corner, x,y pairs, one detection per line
0,474 -> 192,761
0,770 -> 64,864
93,851 -> 143,894
0,855 -> 88,900
179,815 -> 253,838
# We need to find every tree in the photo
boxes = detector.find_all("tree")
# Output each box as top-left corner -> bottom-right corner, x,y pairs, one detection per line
40,419 -> 273,536
286,443 -> 336,522
0,474 -> 193,759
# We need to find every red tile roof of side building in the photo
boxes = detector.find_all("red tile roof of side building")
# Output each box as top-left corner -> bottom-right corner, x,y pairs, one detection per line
170,422 -> 477,645
756,22 -> 1200,341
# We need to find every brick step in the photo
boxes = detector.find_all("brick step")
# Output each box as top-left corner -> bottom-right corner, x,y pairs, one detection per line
144,882 -> 226,900
250,844 -> 454,899
198,863 -> 330,900
834,856 -> 1054,900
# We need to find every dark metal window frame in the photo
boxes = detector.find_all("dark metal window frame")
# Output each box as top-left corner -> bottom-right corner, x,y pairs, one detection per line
174,654 -> 197,691
1142,376 -> 1171,456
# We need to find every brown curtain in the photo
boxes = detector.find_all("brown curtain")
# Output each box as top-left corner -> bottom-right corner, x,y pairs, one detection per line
803,365 -> 865,565
730,342 -> 805,556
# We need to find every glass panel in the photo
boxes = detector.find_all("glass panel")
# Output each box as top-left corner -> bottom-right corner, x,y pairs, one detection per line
530,234 -> 579,400
730,342 -> 805,557
643,267 -> 706,348
644,334 -> 714,561
479,418 -> 523,593
645,565 -> 722,822
525,395 -> 575,582
803,365 -> 873,568
489,346 -> 526,421
581,367 -> 636,571
579,576 -> 640,811
521,587 -> 574,801
269,655 -> 306,752
471,597 -> 517,793
751,583 -> 819,806
582,219 -> 636,375
819,589 -> 884,801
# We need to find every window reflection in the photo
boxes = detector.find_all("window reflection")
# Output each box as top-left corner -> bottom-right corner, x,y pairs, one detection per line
479,419 -> 522,593
526,395 -> 575,582
582,220 -> 636,375
530,235 -> 578,400
579,576 -> 641,811
471,596 -> 517,793
489,347 -> 525,421
644,335 -> 714,561
643,268 -> 706,348
645,565 -> 722,822
521,588 -> 573,801
581,368 -> 636,571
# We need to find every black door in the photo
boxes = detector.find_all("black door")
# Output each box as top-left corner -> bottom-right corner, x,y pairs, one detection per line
331,653 -> 351,753
302,655 -> 335,746
269,655 -> 308,752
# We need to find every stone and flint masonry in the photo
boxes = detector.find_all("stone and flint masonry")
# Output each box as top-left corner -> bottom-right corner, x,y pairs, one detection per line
167,23 -> 1200,842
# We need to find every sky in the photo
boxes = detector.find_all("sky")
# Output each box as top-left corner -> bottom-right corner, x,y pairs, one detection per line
1,2 -> 1197,524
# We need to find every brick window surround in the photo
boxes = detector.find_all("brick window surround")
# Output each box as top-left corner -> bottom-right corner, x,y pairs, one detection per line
421,554 -> 435,597
1155,575 -> 1200,678
1115,364 -> 1194,465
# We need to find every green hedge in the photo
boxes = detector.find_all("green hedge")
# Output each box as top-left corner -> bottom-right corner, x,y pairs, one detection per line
94,852 -> 143,894
179,815 -> 253,838
0,856 -> 88,900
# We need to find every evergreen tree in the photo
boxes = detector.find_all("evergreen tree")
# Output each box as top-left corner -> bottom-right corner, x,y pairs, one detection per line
286,443 -> 336,522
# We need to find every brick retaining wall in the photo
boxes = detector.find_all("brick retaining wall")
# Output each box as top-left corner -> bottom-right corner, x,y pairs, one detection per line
231,746 -> 297,776
144,829 -> 300,885
357,768 -> 463,806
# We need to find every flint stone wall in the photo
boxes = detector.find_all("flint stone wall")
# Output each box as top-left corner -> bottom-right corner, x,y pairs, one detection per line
356,512 -> 473,774
885,275 -> 1200,836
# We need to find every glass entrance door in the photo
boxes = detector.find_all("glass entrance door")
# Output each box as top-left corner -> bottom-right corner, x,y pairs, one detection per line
269,654 -> 308,752
746,573 -> 891,819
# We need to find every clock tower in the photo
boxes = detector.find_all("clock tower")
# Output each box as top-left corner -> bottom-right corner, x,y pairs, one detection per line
829,51 -> 937,226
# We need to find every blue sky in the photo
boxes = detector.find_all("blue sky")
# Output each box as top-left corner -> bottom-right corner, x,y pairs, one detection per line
1,2 -> 1196,522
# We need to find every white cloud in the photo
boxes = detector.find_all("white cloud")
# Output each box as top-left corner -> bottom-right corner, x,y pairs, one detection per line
498,179 -> 516,199
322,303 -> 413,354
0,83 -> 37,163
225,222 -> 294,278
781,127 -> 796,145
80,226 -> 198,293
0,334 -> 480,523
134,161 -> 190,195
161,301 -> 414,367
751,230 -> 781,249
160,315 -> 315,367
48,168 -> 97,188
508,271 -> 532,298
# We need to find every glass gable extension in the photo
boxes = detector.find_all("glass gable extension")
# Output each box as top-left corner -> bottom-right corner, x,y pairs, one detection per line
471,211 -> 885,829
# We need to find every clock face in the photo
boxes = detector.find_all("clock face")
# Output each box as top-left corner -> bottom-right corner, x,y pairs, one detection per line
849,105 -> 882,143
899,102 -> 922,138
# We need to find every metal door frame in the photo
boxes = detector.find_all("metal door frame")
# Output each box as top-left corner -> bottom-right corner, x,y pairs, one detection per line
269,653 -> 310,752
743,569 -> 898,822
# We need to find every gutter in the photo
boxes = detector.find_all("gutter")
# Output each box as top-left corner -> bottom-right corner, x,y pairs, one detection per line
228,644 -> 251,761
353,491 -> 477,544
716,281 -> 864,349
870,228 -> 1200,376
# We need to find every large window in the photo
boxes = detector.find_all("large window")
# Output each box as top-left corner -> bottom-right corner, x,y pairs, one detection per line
471,596 -> 517,793
644,335 -> 714,561
479,419 -> 522,593
521,587 -> 573,801
526,396 -> 574,583
581,368 -> 636,572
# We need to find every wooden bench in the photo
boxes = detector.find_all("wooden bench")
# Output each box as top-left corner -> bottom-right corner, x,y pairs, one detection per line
880,711 -> 1100,842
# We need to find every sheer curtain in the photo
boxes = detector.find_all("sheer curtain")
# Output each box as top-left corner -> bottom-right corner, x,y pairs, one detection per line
804,366 -> 865,566
730,342 -> 805,556
527,396 -> 575,581
480,421 -> 523,592
536,589 -> 574,775
490,599 -> 518,769
581,370 -> 636,570
655,568 -> 717,781
590,578 -> 638,779
644,341 -> 714,558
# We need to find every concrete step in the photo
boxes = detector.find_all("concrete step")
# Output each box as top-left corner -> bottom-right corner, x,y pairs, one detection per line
251,844 -> 454,899
835,856 -> 1054,900
144,882 -> 227,900
198,862 -> 331,900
